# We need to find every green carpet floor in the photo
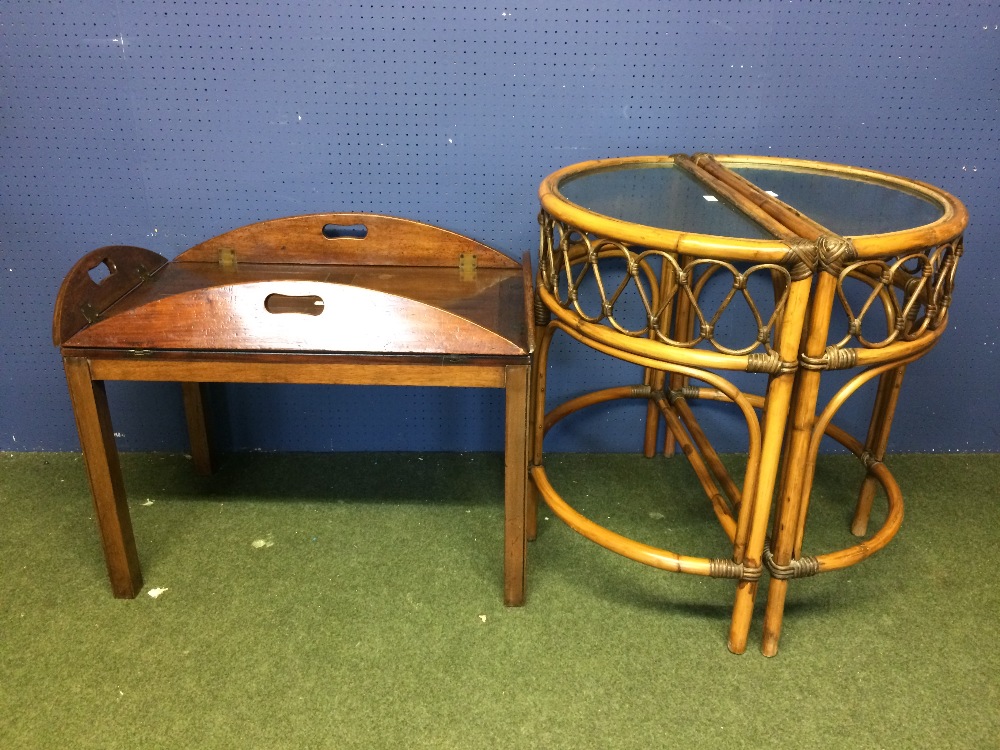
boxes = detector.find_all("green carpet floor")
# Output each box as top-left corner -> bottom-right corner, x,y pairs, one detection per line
1,451 -> 998,748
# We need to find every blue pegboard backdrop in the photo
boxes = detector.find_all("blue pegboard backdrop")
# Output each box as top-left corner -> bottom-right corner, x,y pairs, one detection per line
2,1 -> 997,453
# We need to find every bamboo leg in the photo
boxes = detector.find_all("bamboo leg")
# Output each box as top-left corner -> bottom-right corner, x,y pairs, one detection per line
664,255 -> 694,457
63,357 -> 142,598
181,382 -> 216,476
726,374 -> 795,653
643,368 -> 664,458
727,276 -> 812,654
759,389 -> 814,657
761,268 -> 841,657
645,256 -> 677,457
671,396 -> 743,512
662,398 -> 678,456
851,366 -> 906,536
655,397 -> 738,542
503,363 -> 530,607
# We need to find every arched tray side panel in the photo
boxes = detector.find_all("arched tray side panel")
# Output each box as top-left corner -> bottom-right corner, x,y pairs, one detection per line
62,280 -> 527,357
174,213 -> 520,269
52,246 -> 169,346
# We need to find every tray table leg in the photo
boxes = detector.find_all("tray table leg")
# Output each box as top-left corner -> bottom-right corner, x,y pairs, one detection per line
504,363 -> 530,606
64,357 -> 143,598
181,382 -> 216,476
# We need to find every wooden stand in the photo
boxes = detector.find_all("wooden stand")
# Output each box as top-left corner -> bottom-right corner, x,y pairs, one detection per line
54,213 -> 533,606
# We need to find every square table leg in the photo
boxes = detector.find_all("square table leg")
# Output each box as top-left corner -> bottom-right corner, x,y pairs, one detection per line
181,381 -> 217,476
63,357 -> 143,598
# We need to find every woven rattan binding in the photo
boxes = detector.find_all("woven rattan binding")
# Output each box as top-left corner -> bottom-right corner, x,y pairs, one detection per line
710,558 -> 764,582
763,544 -> 820,580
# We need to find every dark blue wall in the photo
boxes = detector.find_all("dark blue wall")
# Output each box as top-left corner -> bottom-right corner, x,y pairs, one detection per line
2,1 -> 997,453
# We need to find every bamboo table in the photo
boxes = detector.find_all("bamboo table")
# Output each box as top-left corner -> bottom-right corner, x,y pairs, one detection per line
54,213 -> 533,606
530,154 -> 967,655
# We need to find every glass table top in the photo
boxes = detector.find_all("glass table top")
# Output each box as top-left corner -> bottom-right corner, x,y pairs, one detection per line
556,161 -> 945,239
729,167 -> 943,236
558,165 -> 774,240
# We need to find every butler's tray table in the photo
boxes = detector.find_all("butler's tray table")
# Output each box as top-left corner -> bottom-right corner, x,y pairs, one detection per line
54,213 -> 533,606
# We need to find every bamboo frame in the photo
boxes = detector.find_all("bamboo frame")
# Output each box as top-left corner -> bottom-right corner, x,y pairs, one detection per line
531,153 -> 967,655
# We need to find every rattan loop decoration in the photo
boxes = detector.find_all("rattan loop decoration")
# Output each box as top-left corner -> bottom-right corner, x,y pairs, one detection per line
538,210 -> 793,357
831,239 -> 964,350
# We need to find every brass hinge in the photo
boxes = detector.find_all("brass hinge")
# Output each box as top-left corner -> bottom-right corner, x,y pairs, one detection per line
218,247 -> 237,267
80,302 -> 100,324
458,252 -> 477,281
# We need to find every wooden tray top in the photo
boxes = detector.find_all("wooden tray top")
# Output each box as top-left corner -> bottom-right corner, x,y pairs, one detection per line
53,213 -> 532,359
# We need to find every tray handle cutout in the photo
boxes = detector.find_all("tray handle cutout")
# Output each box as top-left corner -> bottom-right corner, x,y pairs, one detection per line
264,293 -> 325,316
88,258 -> 116,285
322,223 -> 368,240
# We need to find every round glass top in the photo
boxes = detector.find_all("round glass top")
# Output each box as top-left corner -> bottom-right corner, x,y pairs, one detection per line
558,165 -> 773,240
556,159 -> 946,241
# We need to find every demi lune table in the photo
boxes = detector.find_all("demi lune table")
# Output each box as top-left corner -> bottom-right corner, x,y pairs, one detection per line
54,213 -> 533,606
529,154 -> 967,655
